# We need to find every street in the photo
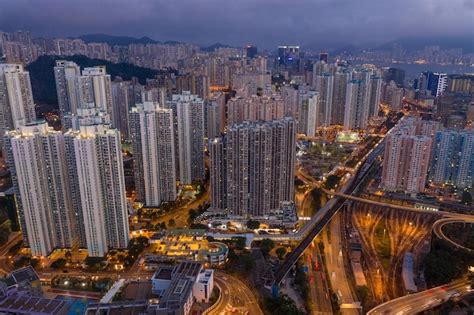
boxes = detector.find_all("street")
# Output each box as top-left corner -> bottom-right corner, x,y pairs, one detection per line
210,272 -> 263,315
368,279 -> 471,314
323,213 -> 359,314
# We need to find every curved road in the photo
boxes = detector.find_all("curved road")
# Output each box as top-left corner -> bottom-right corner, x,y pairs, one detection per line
211,272 -> 263,315
366,214 -> 474,314
432,217 -> 474,253
367,279 -> 471,315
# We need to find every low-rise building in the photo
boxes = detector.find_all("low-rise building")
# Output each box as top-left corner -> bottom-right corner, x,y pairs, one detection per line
151,261 -> 215,315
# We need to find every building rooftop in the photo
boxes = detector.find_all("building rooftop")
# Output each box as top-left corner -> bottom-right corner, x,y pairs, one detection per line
153,265 -> 174,281
0,295 -> 68,314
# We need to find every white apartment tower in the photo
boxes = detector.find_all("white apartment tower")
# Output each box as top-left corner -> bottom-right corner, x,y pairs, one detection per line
5,122 -> 74,256
65,124 -> 129,257
172,92 -> 205,185
314,73 -> 334,126
76,66 -> 113,113
0,64 -> 35,138
54,60 -> 81,119
130,102 -> 176,206
344,79 -> 370,130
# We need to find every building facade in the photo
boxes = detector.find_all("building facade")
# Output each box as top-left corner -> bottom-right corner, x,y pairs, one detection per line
209,117 -> 296,217
130,102 -> 176,206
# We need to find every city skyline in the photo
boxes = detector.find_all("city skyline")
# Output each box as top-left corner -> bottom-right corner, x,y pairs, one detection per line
0,1 -> 472,312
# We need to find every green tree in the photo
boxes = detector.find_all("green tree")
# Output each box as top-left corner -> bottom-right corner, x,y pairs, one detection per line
264,295 -> 305,315
246,219 -> 260,230
168,219 -> 176,227
260,238 -> 275,256
461,191 -> 472,205
276,247 -> 287,260
324,175 -> 341,190
51,258 -> 67,269
64,250 -> 72,261
356,285 -> 370,310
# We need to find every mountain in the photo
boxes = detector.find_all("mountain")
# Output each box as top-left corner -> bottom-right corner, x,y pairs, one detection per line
77,33 -> 159,46
26,55 -> 166,107
200,43 -> 233,52
373,36 -> 474,53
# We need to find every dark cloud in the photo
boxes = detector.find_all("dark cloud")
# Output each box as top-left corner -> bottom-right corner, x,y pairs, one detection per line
0,0 -> 472,49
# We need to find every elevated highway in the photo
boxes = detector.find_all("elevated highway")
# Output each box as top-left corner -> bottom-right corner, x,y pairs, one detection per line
271,140 -> 385,287
432,217 -> 474,253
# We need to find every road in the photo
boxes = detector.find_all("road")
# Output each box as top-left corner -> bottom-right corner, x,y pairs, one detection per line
323,213 -> 359,314
0,233 -> 22,275
367,279 -> 471,314
273,138 -> 385,285
432,217 -> 474,253
152,183 -> 210,228
210,272 -> 263,315
306,244 -> 332,314
333,192 -> 473,220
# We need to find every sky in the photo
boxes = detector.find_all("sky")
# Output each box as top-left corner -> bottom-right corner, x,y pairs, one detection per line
0,0 -> 473,49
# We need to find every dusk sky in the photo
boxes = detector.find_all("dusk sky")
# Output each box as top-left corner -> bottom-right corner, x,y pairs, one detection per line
1,0 -> 473,49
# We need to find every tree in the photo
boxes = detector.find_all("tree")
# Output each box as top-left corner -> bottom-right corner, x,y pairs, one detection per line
461,191 -> 472,205
264,295 -> 305,315
51,258 -> 67,269
276,247 -> 287,260
64,250 -> 72,261
310,188 -> 323,209
356,286 -> 370,310
246,219 -> 260,230
260,238 -> 275,256
324,175 -> 341,190
240,252 -> 255,270
168,219 -> 176,227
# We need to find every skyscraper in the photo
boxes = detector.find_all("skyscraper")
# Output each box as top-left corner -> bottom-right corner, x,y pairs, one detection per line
429,130 -> 474,190
319,52 -> 328,63
111,79 -> 132,140
246,45 -> 258,59
418,71 -> 448,97
382,120 -> 433,194
383,80 -> 404,111
130,102 -> 176,206
368,75 -> 383,117
65,124 -> 129,257
344,79 -> 370,130
209,117 -> 296,217
0,64 -> 35,137
297,90 -> 319,136
5,122 -> 74,257
76,66 -> 113,113
314,73 -> 334,126
331,71 -> 351,125
54,60 -> 81,120
171,92 -> 205,185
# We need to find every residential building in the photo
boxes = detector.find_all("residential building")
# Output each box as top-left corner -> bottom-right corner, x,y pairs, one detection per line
209,117 -> 296,217
382,119 -> 434,194
65,124 -> 129,257
5,122 -> 74,256
171,92 -> 205,185
129,102 -> 176,206
0,64 -> 35,140
344,79 -> 370,130
429,130 -> 474,190
53,60 -> 81,121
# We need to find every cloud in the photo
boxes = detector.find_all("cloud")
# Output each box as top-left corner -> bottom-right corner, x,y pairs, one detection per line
0,0 -> 472,49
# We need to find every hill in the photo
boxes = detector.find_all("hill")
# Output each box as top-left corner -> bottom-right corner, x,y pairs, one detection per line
373,35 -> 474,54
77,33 -> 158,46
201,43 -> 233,52
26,55 -> 166,107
